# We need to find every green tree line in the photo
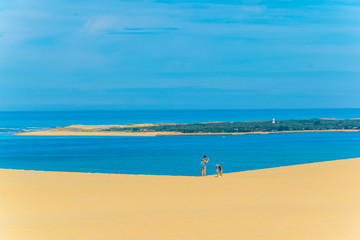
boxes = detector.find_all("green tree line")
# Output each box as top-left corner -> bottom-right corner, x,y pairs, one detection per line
105,119 -> 360,133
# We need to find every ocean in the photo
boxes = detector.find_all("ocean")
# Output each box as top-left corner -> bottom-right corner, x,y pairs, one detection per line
1,109 -> 360,176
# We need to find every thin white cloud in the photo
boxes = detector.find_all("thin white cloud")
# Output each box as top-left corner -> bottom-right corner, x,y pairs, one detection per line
82,16 -> 117,34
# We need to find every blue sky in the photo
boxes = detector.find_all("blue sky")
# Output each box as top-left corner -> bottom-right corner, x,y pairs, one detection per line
0,0 -> 359,110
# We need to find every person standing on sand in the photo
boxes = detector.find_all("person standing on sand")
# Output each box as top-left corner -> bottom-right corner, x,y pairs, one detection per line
201,155 -> 209,176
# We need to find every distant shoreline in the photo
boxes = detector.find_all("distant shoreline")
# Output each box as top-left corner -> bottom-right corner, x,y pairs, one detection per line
17,129 -> 360,137
16,119 -> 360,136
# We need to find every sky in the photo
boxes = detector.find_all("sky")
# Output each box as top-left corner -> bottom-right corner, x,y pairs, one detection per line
0,0 -> 359,110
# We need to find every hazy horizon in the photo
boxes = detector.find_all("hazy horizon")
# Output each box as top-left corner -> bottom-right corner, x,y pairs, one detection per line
2,107 -> 360,112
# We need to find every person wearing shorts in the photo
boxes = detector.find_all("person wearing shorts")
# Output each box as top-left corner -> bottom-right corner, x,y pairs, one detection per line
201,155 -> 209,176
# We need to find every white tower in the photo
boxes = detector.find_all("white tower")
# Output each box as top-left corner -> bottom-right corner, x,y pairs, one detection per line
272,118 -> 275,124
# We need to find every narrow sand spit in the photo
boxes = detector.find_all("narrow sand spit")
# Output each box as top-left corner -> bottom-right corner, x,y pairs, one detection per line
1,158 -> 360,240
17,129 -> 360,136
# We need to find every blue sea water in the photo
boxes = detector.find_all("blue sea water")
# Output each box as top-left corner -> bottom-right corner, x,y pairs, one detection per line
1,109 -> 360,176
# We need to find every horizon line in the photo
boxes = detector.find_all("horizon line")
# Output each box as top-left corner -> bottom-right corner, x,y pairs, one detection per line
1,107 -> 360,112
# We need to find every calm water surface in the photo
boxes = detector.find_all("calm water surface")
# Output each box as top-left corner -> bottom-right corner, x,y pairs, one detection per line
1,109 -> 359,176
1,132 -> 360,176
2,109 -> 360,130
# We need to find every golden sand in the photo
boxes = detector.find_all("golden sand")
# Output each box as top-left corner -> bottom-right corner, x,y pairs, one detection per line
17,130 -> 182,136
63,123 -> 158,130
1,158 -> 360,240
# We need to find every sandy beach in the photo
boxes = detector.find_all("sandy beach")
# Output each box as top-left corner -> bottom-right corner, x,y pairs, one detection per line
17,128 -> 360,137
1,158 -> 360,239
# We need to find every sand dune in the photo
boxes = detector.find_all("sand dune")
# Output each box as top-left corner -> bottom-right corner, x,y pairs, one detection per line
17,130 -> 183,136
1,158 -> 360,239
63,123 -> 158,131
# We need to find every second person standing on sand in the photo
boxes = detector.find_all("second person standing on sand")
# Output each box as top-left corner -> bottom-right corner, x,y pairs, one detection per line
201,155 -> 209,176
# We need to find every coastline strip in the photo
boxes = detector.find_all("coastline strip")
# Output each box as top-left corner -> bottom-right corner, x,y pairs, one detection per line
17,129 -> 360,136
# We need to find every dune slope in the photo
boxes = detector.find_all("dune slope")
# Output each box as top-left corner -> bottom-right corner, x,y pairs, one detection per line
1,158 -> 360,240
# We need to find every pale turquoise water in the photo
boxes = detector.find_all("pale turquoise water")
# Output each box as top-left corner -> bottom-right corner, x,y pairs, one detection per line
0,109 -> 360,176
